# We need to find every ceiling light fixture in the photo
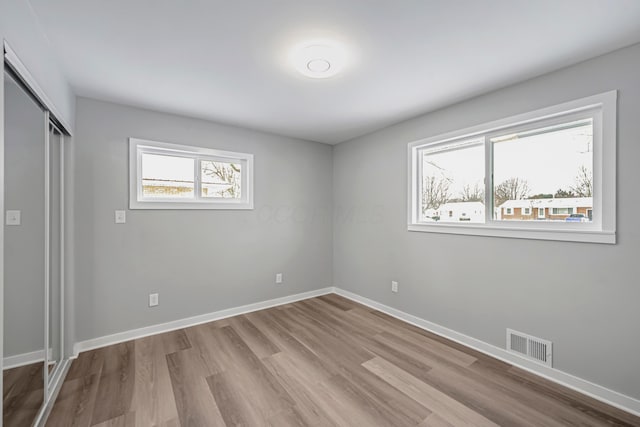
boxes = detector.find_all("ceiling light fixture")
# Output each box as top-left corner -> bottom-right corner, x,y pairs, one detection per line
291,40 -> 346,78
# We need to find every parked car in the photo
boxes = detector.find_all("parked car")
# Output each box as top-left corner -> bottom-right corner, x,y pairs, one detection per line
565,213 -> 589,222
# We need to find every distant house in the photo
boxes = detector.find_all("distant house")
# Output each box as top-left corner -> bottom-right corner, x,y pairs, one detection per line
425,201 -> 485,223
497,197 -> 592,221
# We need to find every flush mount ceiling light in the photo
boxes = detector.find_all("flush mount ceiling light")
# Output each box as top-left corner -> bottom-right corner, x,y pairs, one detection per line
290,40 -> 347,78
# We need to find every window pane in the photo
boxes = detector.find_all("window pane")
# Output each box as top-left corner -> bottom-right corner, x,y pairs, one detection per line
420,139 -> 485,223
201,160 -> 241,199
492,119 -> 593,223
141,153 -> 195,198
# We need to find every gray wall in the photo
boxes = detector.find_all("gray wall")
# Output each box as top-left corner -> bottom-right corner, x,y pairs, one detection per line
74,98 -> 333,342
333,43 -> 640,399
3,78 -> 45,358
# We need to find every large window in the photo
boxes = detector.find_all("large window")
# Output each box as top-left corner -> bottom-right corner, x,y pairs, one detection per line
408,91 -> 616,243
129,138 -> 253,209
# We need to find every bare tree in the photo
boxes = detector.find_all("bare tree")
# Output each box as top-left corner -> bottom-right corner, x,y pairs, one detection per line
201,162 -> 241,197
422,175 -> 451,212
459,183 -> 484,202
494,177 -> 530,207
570,165 -> 592,197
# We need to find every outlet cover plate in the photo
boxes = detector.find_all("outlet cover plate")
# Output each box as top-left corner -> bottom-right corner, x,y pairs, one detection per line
391,281 -> 398,293
149,293 -> 159,307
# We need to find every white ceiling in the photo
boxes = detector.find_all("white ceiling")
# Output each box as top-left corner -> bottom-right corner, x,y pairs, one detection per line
28,0 -> 640,144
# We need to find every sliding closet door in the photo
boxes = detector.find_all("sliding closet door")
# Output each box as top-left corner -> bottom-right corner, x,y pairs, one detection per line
2,70 -> 46,426
47,124 -> 63,376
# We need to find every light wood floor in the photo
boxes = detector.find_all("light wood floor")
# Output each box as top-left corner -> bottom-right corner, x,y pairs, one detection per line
3,362 -> 44,427
45,294 -> 639,426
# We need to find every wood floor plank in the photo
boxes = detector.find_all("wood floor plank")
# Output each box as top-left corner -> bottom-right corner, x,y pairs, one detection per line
280,305 -> 375,367
3,362 -> 45,400
45,295 -> 640,426
3,387 -> 44,427
226,314 -> 280,359
301,298 -> 384,338
3,362 -> 45,427
205,326 -> 296,419
46,373 -> 100,427
354,309 -> 477,367
131,334 -> 179,426
330,362 -> 433,425
311,376 -> 392,427
363,356 -> 499,426
206,371 -> 265,426
159,328 -> 192,354
65,348 -> 105,381
91,411 -> 136,427
424,366 -> 571,426
507,366 -> 640,426
317,294 -> 361,311
183,322 -> 225,376
466,358 -> 634,426
365,308 -> 499,364
244,310 -> 336,382
266,407 -> 309,427
166,349 -> 226,426
419,413 -> 455,427
369,331 -> 478,377
327,372 -> 427,427
261,352 -> 342,426
90,342 -> 135,425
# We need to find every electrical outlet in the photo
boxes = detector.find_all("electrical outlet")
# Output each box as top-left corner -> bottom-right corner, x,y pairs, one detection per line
149,293 -> 159,307
275,273 -> 283,284
391,281 -> 398,293
5,210 -> 21,226
115,210 -> 126,224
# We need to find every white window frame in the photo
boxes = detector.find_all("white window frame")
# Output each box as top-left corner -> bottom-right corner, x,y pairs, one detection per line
129,138 -> 254,210
505,207 -> 513,215
522,207 -> 531,215
407,91 -> 616,244
538,207 -> 545,219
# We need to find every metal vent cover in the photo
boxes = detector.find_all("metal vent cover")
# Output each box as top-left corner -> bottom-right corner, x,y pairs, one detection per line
507,329 -> 553,367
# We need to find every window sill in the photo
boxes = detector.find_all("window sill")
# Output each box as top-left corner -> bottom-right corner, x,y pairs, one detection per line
407,223 -> 615,244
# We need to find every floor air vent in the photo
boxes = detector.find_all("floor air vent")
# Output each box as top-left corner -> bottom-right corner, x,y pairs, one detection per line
507,329 -> 552,367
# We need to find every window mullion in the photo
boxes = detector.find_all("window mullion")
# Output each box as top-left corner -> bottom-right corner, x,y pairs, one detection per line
484,135 -> 493,225
194,157 -> 201,200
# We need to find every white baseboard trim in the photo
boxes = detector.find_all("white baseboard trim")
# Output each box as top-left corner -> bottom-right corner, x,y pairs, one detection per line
73,287 -> 334,356
3,349 -> 44,370
333,287 -> 640,418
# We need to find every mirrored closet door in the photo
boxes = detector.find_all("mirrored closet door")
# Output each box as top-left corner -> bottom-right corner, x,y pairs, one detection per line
45,121 -> 65,397
3,65 -> 69,426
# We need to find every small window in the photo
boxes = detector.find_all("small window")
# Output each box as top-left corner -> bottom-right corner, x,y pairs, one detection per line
130,138 -> 253,209
408,91 -> 616,244
200,160 -> 242,199
141,153 -> 195,199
